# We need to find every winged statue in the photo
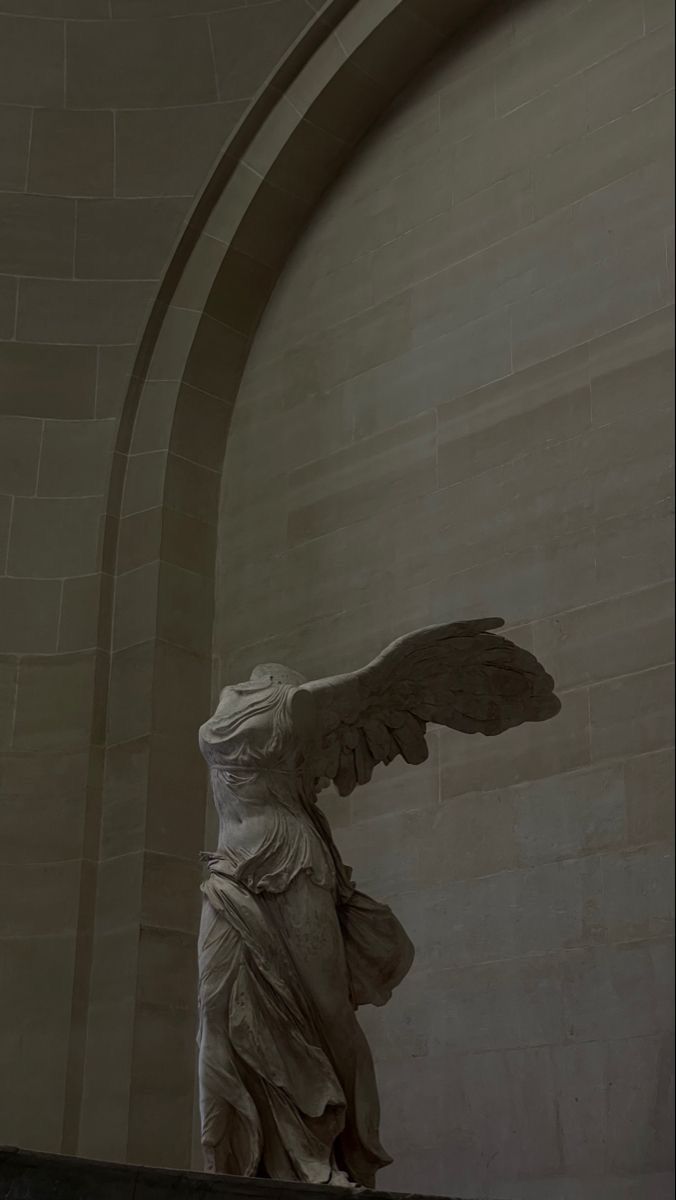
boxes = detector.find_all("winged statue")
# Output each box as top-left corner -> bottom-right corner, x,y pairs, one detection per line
196,618 -> 560,1187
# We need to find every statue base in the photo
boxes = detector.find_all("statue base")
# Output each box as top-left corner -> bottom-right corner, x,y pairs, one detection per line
0,1147 -> 467,1199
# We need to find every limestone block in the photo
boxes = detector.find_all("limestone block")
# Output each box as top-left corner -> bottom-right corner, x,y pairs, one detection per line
551,1040 -> 607,1173
66,16 -> 217,108
439,61 -> 494,140
347,310 -> 512,440
8,497 -> 101,578
78,998 -> 136,1160
0,14 -> 63,105
0,343 -> 97,419
3,0 -> 108,12
58,573 -> 104,657
0,577 -> 61,655
136,925 -> 197,1011
94,343 -> 136,422
588,305 -> 674,389
422,786 -> 518,882
0,750 -> 86,861
438,344 -> 589,487
113,508 -> 162,575
145,732 -> 207,859
606,1033 -> 674,1172
439,688 -> 589,798
209,1 -> 312,102
75,199 -> 189,281
590,664 -> 674,761
511,236 -> 667,371
161,508 -> 216,578
148,308 -> 201,383
591,346 -> 674,426
351,735 -> 439,821
532,91 -> 673,218
584,25 -> 674,130
115,103 -> 245,199
183,318 -> 247,402
128,1003 -> 196,1168
514,854 -> 604,956
601,846 -> 674,943
94,853 -> 144,936
0,275 -> 16,340
561,940 -> 674,1042
130,382 -> 179,454
121,453 -> 167,520
0,194 -> 74,278
644,0 -> 674,30
494,0 -> 643,115
459,1045 -> 561,1178
107,642 -> 155,745
112,0 -> 249,13
157,561 -> 214,656
12,652 -> 97,752
287,409 -> 436,543
140,851 -> 201,934
530,582 -> 674,692
0,417 -> 41,496
0,862 -> 81,938
100,737 -> 150,860
164,455 -> 219,529
263,116 -> 351,207
593,500 -> 674,603
87,926 -> 139,1012
377,1051 -> 468,1155
0,104 -> 31,190
454,74 -> 588,202
171,384 -> 234,472
16,279 -> 155,345
625,747 -> 675,846
0,939 -> 76,1150
38,419 -> 116,498
206,250 -> 276,338
28,109 -> 114,198
512,764 -> 625,866
393,870 -> 518,972
112,563 -> 160,653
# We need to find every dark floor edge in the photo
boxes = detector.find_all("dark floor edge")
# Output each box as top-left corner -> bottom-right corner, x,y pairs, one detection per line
0,1147 -> 468,1200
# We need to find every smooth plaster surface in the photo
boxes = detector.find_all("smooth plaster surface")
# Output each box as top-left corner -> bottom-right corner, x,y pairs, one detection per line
212,2 -> 675,1197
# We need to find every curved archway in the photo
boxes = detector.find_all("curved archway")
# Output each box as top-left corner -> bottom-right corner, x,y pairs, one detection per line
82,0 -> 494,1169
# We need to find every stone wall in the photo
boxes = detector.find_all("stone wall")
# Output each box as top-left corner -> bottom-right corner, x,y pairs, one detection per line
0,0 -> 320,1163
214,2 -> 675,1196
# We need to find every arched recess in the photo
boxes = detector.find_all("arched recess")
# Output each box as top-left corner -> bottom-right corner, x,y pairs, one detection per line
101,0 -> 495,834
80,0 -> 493,1169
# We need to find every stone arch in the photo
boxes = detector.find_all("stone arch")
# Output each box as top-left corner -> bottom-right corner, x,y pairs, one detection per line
100,0 -> 493,889
82,0 -> 494,1167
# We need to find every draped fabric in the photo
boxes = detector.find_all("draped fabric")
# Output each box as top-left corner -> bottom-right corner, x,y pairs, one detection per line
196,680 -> 413,1186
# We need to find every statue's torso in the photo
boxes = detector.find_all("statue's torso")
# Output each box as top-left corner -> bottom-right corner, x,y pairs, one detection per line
199,681 -> 336,894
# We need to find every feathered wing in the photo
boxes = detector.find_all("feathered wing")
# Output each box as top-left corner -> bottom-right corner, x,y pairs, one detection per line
294,619 -> 561,797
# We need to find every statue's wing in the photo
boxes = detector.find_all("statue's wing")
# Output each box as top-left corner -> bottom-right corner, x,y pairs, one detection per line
294,619 -> 561,797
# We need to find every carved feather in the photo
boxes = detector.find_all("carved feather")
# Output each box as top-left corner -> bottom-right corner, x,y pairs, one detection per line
295,618 -> 560,798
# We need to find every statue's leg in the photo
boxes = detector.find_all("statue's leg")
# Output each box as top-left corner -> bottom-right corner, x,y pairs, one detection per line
264,874 -> 384,1188
197,896 -> 261,1176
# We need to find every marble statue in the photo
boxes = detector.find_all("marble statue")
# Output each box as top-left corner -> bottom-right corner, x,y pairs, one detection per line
196,618 -> 560,1187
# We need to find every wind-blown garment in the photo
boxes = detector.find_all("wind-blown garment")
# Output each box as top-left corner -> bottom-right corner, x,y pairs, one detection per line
197,680 -> 413,1186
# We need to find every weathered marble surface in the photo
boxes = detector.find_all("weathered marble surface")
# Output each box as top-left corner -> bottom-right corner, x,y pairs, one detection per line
0,1147 -> 465,1199
197,620 -> 559,1185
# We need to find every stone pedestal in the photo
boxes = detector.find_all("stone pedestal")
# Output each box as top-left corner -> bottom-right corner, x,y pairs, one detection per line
0,1148 -> 465,1200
